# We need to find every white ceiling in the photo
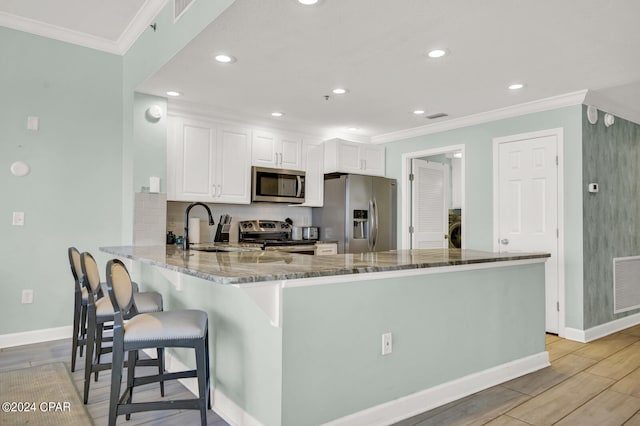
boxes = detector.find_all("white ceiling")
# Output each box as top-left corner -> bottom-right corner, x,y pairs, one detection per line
3,0 -> 640,141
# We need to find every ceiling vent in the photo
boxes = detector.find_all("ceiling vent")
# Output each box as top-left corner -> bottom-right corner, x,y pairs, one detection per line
426,113 -> 448,120
174,0 -> 195,21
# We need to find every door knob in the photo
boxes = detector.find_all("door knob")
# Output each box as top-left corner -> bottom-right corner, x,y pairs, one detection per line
500,238 -> 509,245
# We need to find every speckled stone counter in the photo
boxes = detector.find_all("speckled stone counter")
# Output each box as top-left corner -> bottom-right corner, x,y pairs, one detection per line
100,245 -> 549,285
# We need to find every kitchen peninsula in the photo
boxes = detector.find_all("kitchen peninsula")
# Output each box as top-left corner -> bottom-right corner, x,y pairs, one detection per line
101,245 -> 549,426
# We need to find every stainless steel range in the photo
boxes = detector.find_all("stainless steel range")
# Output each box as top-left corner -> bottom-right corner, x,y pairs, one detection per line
238,220 -> 317,254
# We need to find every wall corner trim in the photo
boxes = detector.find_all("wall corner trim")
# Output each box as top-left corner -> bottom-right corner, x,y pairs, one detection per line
324,351 -> 550,426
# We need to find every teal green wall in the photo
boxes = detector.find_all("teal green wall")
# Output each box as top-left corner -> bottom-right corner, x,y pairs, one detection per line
383,106 -> 585,329
281,264 -> 545,425
0,27 -> 123,333
582,107 -> 640,328
137,265 -> 283,426
0,1 -> 235,336
133,93 -> 168,193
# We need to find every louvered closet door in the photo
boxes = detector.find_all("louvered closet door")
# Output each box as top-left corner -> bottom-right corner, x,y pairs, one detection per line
411,159 -> 448,249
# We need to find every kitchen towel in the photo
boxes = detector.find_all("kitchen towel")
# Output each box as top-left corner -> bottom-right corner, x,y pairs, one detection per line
189,217 -> 201,243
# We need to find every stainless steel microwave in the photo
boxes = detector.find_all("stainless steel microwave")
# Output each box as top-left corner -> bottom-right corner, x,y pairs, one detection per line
251,167 -> 305,203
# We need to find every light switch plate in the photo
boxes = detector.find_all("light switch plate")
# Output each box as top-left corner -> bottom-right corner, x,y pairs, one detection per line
12,211 -> 25,226
27,116 -> 39,131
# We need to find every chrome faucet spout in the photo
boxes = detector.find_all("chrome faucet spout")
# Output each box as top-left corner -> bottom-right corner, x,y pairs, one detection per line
183,202 -> 215,251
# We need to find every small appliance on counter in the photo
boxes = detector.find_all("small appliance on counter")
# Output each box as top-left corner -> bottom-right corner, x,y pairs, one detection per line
214,214 -> 232,243
301,226 -> 319,240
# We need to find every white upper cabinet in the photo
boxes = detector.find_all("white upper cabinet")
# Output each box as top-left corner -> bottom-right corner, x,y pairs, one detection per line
215,125 -> 252,204
323,138 -> 385,176
167,116 -> 251,204
252,130 -> 303,171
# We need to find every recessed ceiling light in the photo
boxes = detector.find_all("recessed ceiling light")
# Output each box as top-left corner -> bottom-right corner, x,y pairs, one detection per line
214,54 -> 236,64
413,110 -> 425,115
271,112 -> 284,117
298,0 -> 319,4
332,88 -> 348,95
508,83 -> 525,90
166,91 -> 181,97
347,127 -> 359,132
427,49 -> 448,58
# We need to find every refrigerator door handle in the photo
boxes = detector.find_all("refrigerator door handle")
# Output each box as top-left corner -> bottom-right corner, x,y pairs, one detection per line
372,198 -> 379,250
368,199 -> 374,251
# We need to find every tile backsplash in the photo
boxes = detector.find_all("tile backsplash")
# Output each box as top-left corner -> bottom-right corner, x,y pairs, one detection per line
134,192 -> 167,245
166,201 -> 313,243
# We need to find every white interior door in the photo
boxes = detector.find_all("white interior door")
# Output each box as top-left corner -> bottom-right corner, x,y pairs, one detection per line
411,159 -> 448,249
497,135 -> 559,333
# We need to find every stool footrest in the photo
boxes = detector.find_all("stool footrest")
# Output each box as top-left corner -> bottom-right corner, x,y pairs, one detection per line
117,399 -> 203,416
132,370 -> 197,388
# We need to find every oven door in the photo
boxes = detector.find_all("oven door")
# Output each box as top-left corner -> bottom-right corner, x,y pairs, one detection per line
252,167 -> 305,203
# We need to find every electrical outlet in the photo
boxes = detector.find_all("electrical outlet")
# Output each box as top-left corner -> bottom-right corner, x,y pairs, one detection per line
12,212 -> 25,226
382,332 -> 393,355
22,289 -> 34,304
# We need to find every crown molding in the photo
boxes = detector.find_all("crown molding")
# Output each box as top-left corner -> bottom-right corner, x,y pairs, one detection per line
371,90 -> 589,144
0,0 -> 166,55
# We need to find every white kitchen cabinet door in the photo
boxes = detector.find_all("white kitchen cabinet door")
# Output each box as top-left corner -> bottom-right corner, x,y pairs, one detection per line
324,139 -> 386,176
336,141 -> 362,173
251,130 -> 303,170
361,144 -> 385,176
280,133 -> 303,170
171,118 -> 216,201
251,130 -> 277,168
300,141 -> 324,207
215,126 -> 251,204
168,117 -> 251,204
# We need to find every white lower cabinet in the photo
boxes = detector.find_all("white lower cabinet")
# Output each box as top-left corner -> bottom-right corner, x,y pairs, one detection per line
167,117 -> 251,204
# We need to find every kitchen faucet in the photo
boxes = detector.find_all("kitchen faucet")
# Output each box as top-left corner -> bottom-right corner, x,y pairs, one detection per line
183,202 -> 215,251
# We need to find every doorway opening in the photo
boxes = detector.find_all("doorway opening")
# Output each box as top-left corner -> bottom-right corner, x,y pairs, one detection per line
401,145 -> 465,250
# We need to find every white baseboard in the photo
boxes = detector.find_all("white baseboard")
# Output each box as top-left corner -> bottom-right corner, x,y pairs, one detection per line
325,351 -> 550,426
0,325 -> 72,349
564,312 -> 640,343
142,349 -> 262,426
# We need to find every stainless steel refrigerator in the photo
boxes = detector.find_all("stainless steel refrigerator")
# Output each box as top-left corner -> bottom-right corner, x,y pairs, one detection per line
312,174 -> 397,253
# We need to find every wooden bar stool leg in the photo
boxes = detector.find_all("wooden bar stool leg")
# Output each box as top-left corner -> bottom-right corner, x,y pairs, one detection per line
71,293 -> 82,372
157,348 -> 165,397
83,306 -> 96,404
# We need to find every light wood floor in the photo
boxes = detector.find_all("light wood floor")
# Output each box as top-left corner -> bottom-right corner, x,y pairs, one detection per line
3,325 -> 640,425
0,338 -> 229,425
395,324 -> 640,426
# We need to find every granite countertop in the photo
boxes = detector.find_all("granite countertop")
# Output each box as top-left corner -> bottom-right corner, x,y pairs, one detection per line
100,245 -> 549,285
